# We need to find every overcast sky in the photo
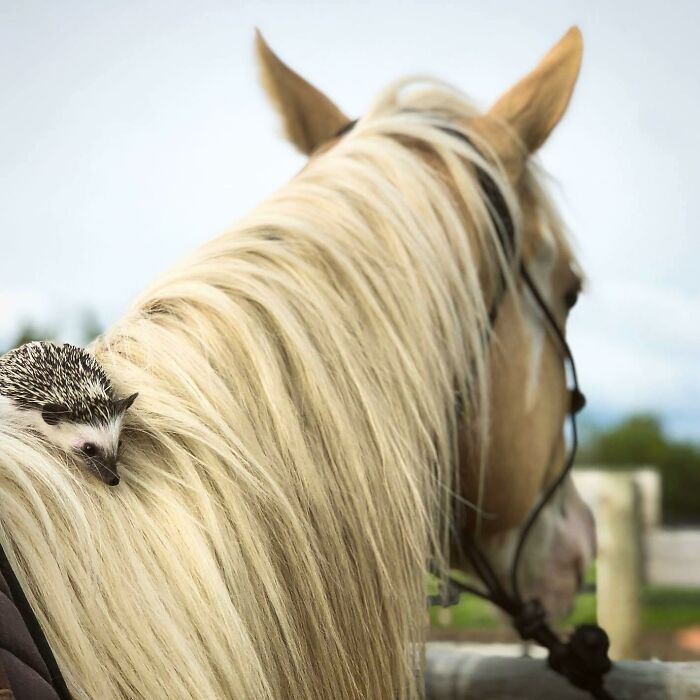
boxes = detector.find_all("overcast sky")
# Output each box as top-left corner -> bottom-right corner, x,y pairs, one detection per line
1,1 -> 698,440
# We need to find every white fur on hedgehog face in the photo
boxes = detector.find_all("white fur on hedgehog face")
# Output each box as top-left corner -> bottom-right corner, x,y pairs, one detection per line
40,416 -> 123,462
0,395 -> 123,469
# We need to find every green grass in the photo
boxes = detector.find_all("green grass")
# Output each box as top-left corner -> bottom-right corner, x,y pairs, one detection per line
642,587 -> 700,630
429,567 -> 700,632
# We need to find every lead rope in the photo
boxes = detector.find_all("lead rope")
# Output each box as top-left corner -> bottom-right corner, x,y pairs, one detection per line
326,116 -> 616,699
441,120 -> 615,700
438,263 -> 615,700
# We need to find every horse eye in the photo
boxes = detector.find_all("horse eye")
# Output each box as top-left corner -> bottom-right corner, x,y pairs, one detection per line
82,443 -> 97,457
564,288 -> 579,310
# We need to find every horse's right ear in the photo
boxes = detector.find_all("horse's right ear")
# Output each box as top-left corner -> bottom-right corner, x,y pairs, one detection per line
255,30 -> 350,155
475,26 -> 583,180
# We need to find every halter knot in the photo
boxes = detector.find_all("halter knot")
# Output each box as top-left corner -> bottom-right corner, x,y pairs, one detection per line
549,624 -> 613,697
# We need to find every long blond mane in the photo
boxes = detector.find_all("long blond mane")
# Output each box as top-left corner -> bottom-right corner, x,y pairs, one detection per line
0,80 -> 563,699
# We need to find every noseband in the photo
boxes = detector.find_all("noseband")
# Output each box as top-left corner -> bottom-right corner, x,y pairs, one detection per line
327,118 -> 615,700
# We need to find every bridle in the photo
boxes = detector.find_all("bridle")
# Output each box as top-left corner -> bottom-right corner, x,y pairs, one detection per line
439,125 -> 588,603
327,118 -> 616,700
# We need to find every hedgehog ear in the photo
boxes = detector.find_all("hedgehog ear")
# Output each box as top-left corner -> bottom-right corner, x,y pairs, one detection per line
42,403 -> 69,426
115,393 -> 138,415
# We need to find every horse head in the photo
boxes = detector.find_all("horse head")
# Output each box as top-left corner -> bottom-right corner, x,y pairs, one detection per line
256,27 -> 595,620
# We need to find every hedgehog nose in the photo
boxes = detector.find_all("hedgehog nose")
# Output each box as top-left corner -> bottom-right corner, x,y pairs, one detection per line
93,458 -> 120,487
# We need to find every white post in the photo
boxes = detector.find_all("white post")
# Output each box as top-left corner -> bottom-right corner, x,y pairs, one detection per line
596,473 -> 643,660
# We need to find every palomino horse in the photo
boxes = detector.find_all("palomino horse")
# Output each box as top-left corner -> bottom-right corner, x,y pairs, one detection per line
0,27 -> 593,699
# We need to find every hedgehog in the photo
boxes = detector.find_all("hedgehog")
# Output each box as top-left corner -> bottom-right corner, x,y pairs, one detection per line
0,341 -> 138,486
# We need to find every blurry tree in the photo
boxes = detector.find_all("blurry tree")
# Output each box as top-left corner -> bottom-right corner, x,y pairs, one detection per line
80,310 -> 102,344
578,414 -> 700,525
3,322 -> 55,353
2,312 -> 102,355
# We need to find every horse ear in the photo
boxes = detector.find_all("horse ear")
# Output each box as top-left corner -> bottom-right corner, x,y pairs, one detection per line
476,26 -> 583,178
255,30 -> 350,155
42,403 -> 68,426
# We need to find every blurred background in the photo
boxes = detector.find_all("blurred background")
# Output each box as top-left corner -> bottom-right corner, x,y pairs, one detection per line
1,0 -> 698,662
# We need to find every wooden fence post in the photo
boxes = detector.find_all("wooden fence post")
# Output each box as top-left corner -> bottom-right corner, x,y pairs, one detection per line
596,473 -> 643,660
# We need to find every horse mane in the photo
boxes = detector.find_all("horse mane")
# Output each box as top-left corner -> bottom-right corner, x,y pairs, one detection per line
0,79 -> 565,699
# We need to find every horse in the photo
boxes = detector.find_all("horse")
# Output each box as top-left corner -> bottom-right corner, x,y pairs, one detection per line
0,26 -> 593,699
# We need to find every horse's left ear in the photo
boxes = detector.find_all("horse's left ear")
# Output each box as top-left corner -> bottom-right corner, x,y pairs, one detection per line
255,30 -> 350,155
477,26 -> 583,178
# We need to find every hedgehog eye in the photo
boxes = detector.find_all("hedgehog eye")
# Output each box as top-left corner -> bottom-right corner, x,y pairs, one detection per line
82,443 -> 97,457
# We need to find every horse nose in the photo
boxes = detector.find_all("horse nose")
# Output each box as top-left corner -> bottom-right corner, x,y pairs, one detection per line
570,389 -> 586,415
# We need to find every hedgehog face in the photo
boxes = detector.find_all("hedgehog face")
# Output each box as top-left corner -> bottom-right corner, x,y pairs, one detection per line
44,417 -> 122,486
0,342 -> 138,486
40,393 -> 138,486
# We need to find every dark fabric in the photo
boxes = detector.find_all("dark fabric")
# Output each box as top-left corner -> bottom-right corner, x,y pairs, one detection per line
0,593 -> 54,685
0,566 -> 64,700
0,651 -> 58,700
0,544 -> 70,699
